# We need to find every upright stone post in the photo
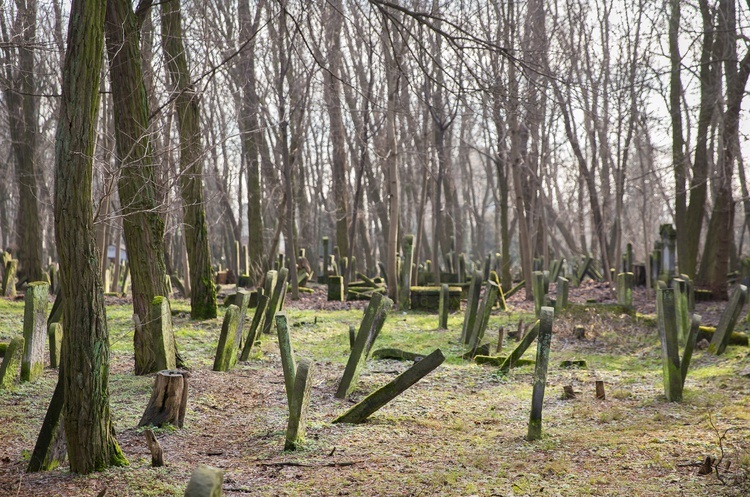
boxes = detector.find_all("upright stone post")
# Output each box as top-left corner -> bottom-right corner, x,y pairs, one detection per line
21,282 -> 50,382
327,275 -> 344,301
527,307 -> 554,441
532,271 -> 545,317
555,277 -> 569,312
438,284 -> 449,329
616,272 -> 634,309
320,237 -> 329,283
672,278 -> 690,343
213,305 -> 240,371
460,271 -> 483,345
284,359 -> 314,451
399,235 -> 414,310
2,259 -> 18,297
234,240 -> 241,285
48,323 -> 63,369
241,245 -> 249,276
657,287 -> 682,402
709,284 -> 748,355
151,296 -> 177,371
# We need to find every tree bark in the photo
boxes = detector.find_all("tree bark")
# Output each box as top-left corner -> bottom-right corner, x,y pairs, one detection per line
160,0 -> 217,319
54,0 -> 126,472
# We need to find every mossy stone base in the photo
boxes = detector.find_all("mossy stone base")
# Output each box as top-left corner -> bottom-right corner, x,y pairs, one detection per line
410,286 -> 461,312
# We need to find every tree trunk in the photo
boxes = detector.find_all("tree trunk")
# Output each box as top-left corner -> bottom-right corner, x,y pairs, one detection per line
105,0 -> 174,374
160,0 -> 217,319
54,0 -> 126,473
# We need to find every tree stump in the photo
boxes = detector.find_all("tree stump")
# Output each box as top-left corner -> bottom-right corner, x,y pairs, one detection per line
595,380 -> 606,400
138,370 -> 188,428
144,429 -> 164,467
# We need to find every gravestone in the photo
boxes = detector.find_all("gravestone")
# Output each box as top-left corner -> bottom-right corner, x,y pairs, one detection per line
276,313 -> 297,409
284,359 -> 314,451
659,224 -> 676,283
0,336 -> 23,389
438,284 -> 449,329
555,277 -> 569,312
239,294 -> 269,361
21,282 -> 50,382
2,259 -> 17,297
672,277 -> 690,343
333,349 -> 445,424
616,272 -> 634,308
657,287 -> 682,401
185,465 -> 223,497
232,290 -> 252,351
327,275 -> 344,301
410,286 -> 460,311
335,293 -> 393,398
213,305 -> 240,371
499,321 -> 540,372
708,284 -> 748,355
460,271 -> 483,345
151,296 -> 177,371
399,235 -> 415,310
261,267 -> 288,335
48,323 -> 62,369
527,307 -> 554,441
467,281 -> 500,355
532,271 -> 545,317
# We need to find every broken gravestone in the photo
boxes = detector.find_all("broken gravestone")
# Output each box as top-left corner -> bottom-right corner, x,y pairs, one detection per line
284,358 -> 314,450
239,294 -> 269,361
0,336 -> 24,389
213,305 -> 240,371
708,284 -> 748,355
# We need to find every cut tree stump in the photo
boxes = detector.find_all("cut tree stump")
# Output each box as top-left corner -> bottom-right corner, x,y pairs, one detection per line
562,385 -> 576,400
144,429 -> 164,467
333,349 -> 445,424
595,380 -> 606,400
138,370 -> 189,428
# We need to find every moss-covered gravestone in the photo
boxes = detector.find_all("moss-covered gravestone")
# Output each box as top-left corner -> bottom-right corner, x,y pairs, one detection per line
152,297 -> 177,371
239,294 -> 269,361
2,259 -> 17,297
261,267 -> 288,335
532,271 -> 545,317
460,271 -> 483,345
616,272 -> 634,308
48,323 -> 62,369
276,313 -> 297,409
185,464 -> 223,497
21,282 -> 50,382
333,349 -> 445,424
335,293 -> 393,398
438,284 -> 449,329
657,287 -> 683,401
213,305 -> 240,371
555,277 -> 569,312
284,359 -> 314,450
527,307 -> 554,441
467,281 -> 500,355
232,290 -> 252,351
499,321 -> 540,372
327,275 -> 344,301
0,336 -> 24,389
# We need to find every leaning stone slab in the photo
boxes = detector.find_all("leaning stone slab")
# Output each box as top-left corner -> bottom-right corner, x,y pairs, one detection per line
657,287 -> 682,402
527,307 -> 554,441
185,464 -> 224,497
499,321 -> 540,372
21,282 -> 50,382
335,293 -> 393,399
239,294 -> 269,361
232,290 -> 252,351
709,284 -> 748,355
48,323 -> 63,369
0,336 -> 24,389
152,296 -> 177,371
276,313 -> 297,409
27,373 -> 66,472
2,259 -> 17,297
467,281 -> 500,354
681,314 -> 701,387
262,267 -> 288,335
461,271 -> 484,344
213,305 -> 240,371
333,349 -> 445,424
284,359 -> 314,451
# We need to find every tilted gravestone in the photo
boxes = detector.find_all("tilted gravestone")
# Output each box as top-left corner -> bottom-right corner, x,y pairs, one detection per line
48,322 -> 63,369
284,359 -> 314,451
151,296 -> 176,371
656,287 -> 701,402
276,313 -> 297,409
708,284 -> 748,355
333,349 -> 445,424
335,293 -> 393,399
438,284 -> 449,329
239,294 -> 269,361
21,282 -> 50,382
460,271 -> 483,345
213,305 -> 240,371
0,336 -> 24,389
232,290 -> 252,351
2,259 -> 17,298
499,321 -> 540,372
532,271 -> 545,317
261,267 -> 288,335
527,307 -> 554,441
467,281 -> 500,356
555,277 -> 569,312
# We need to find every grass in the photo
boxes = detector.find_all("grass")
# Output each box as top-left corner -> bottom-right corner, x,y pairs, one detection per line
1,289 -> 750,496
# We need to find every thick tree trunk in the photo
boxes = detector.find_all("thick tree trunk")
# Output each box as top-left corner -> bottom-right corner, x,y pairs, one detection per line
105,0 -> 174,374
54,0 -> 126,473
160,0 -> 217,319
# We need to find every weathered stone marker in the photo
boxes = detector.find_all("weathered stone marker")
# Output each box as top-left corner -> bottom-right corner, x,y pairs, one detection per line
185,464 -> 223,497
527,307 -> 554,441
399,234 -> 415,310
681,314 -> 701,387
261,267 -> 288,335
555,277 -> 569,312
616,272 -> 634,308
0,336 -> 24,389
48,323 -> 62,369
232,290 -> 252,351
709,284 -> 748,355
2,259 -> 17,297
672,277 -> 690,343
213,305 -> 240,371
657,287 -> 683,401
320,237 -> 330,283
27,372 -> 66,472
239,294 -> 269,360
152,296 -> 177,371
499,321 -> 540,372
438,284 -> 449,329
532,271 -> 545,317
276,313 -> 297,409
284,358 -> 314,450
461,271 -> 483,344
467,281 -> 500,355
139,370 -> 189,428
333,349 -> 445,424
335,293 -> 393,398
327,275 -> 344,301
21,282 -> 50,382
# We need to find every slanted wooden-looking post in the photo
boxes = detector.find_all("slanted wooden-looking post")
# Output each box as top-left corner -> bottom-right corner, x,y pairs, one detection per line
527,307 -> 554,441
276,313 -> 297,409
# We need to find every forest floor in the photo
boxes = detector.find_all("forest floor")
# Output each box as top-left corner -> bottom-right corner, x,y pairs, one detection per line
1,281 -> 750,496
